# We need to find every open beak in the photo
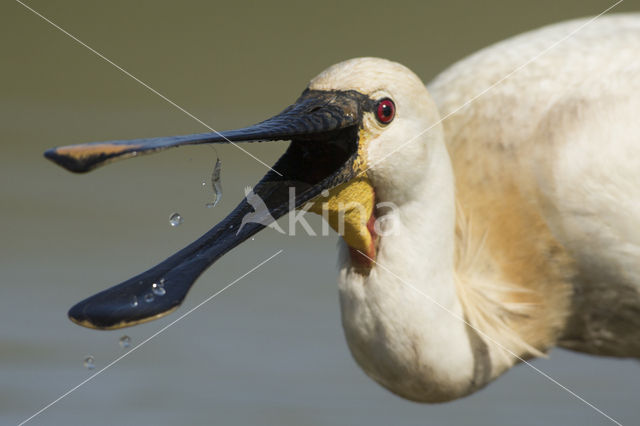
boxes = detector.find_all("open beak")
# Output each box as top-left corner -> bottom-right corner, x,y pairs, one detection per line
46,89 -> 371,329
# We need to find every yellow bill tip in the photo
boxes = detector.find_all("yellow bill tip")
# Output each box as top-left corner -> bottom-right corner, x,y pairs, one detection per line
44,143 -> 142,173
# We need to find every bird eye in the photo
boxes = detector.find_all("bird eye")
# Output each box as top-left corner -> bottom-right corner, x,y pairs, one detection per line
375,98 -> 395,124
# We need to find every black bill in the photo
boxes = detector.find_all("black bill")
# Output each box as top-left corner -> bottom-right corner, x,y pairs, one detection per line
46,89 -> 373,329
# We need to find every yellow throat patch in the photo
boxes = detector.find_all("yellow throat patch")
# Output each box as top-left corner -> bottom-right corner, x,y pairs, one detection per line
305,129 -> 375,256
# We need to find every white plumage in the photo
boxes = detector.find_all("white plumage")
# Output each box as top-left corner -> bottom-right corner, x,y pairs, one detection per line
309,14 -> 640,402
47,12 -> 640,404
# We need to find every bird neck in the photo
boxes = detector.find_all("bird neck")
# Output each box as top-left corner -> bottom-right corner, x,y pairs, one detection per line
339,138 -> 490,402
375,136 -> 457,284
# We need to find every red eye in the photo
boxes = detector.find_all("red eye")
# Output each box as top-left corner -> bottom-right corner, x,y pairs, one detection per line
375,98 -> 395,124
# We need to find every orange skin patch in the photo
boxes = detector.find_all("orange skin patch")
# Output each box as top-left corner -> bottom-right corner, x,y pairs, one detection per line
348,210 -> 377,268
307,177 -> 377,271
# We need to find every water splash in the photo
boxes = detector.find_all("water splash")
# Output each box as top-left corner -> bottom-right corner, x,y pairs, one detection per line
119,335 -> 131,349
151,279 -> 166,296
169,213 -> 183,227
83,356 -> 95,370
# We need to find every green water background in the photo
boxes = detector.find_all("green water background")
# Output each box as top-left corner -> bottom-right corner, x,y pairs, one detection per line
1,1 -> 638,425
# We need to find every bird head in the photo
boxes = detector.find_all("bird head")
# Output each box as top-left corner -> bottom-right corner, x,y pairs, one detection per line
45,57 -> 441,329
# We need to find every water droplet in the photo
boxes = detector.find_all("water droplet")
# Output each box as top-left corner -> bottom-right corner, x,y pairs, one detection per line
251,237 -> 255,241
206,158 -> 223,208
119,335 -> 131,349
151,281 -> 166,296
130,295 -> 139,307
144,293 -> 154,303
321,189 -> 330,197
83,356 -> 95,370
201,181 -> 207,187
169,213 -> 183,227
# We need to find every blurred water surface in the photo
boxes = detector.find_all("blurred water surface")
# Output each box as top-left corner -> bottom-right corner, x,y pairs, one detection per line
1,1 -> 638,425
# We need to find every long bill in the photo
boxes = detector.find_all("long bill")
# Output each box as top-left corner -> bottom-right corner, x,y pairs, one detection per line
46,89 -> 369,329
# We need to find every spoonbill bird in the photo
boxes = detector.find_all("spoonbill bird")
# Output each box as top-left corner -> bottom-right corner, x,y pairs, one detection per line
45,14 -> 640,402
